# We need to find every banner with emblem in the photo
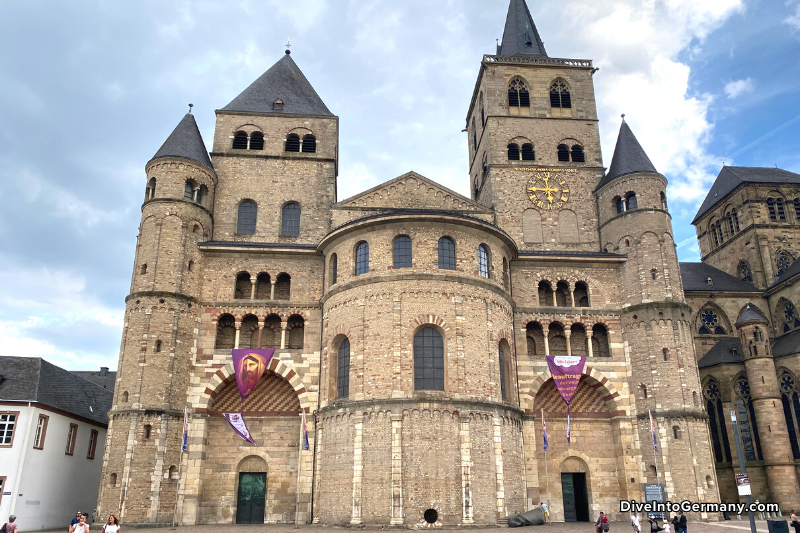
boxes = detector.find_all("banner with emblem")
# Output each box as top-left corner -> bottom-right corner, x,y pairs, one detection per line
232,348 -> 275,401
223,412 -> 255,444
546,355 -> 586,445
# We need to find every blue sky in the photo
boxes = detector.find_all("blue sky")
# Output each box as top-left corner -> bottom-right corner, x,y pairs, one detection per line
0,0 -> 798,370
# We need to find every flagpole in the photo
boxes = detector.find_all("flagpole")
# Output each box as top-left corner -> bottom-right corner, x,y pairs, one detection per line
296,410 -> 303,528
171,447 -> 183,528
649,410 -> 662,513
542,409 -> 551,526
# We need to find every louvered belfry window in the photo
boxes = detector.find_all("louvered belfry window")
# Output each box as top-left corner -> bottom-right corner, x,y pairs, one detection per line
521,143 -> 535,161
285,133 -> 300,152
237,201 -> 257,235
507,143 -> 520,160
557,144 -> 570,162
302,135 -> 316,153
571,145 -> 585,163
438,237 -> 456,270
508,78 -> 530,108
232,131 -> 248,149
249,132 -> 264,150
281,202 -> 301,236
549,79 -> 572,108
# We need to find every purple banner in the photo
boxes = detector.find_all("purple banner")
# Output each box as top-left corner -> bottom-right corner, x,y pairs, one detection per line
546,356 -> 586,445
223,413 -> 255,444
232,348 -> 275,401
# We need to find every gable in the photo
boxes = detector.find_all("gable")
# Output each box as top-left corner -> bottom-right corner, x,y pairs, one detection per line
336,171 -> 491,212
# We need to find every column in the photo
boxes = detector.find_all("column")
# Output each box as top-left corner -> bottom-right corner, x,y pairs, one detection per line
552,289 -> 557,307
564,330 -> 572,356
280,321 -> 287,349
270,280 -> 276,300
587,331 -> 594,357
257,324 -> 264,349
351,415 -> 364,525
234,322 -> 241,349
250,279 -> 257,300
543,329 -> 550,356
390,414 -> 404,524
459,415 -> 474,524
569,283 -> 575,307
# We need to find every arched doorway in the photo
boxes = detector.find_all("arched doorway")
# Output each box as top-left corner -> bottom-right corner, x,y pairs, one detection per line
560,456 -> 590,522
236,456 -> 267,524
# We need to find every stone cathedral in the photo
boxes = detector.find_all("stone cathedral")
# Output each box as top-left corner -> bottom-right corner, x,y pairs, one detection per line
97,0 -> 800,525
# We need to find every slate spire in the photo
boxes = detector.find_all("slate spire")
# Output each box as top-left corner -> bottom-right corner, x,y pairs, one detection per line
597,118 -> 658,189
222,53 -> 332,116
498,0 -> 547,57
149,112 -> 213,170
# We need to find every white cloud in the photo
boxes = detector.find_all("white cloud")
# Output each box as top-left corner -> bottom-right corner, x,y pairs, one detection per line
338,161 -> 379,201
786,3 -> 800,31
724,78 -> 754,99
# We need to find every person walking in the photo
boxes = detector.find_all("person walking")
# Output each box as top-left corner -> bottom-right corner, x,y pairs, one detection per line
69,514 -> 90,533
101,516 -> 119,533
595,511 -> 610,533
631,514 -> 641,533
791,509 -> 800,533
540,502 -> 549,525
676,511 -> 687,533
70,512 -> 81,530
2,515 -> 18,533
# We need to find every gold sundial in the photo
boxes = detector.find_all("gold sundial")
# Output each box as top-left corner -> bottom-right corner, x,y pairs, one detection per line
527,170 -> 570,210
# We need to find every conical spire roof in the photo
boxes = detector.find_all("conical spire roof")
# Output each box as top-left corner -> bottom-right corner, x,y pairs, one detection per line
222,52 -> 332,116
497,0 -> 547,57
596,119 -> 658,190
149,112 -> 213,170
736,304 -> 766,325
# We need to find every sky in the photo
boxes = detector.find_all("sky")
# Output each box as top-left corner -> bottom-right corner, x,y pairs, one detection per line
1,0 -> 799,371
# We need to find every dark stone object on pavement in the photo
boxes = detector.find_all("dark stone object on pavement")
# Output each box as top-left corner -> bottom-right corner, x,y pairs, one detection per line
508,507 -> 546,527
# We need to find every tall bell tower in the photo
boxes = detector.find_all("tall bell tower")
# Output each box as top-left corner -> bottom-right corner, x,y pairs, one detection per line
466,0 -> 604,251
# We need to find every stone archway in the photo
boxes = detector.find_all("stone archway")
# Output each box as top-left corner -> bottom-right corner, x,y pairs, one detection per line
521,366 -> 624,416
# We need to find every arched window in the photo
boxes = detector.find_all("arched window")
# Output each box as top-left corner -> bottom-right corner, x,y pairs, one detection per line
234,272 -> 251,299
393,235 -> 412,269
169,465 -> 179,480
414,327 -> 444,390
591,324 -> 610,357
479,92 -> 485,126
738,260 -> 753,283
781,300 -> 800,332
538,280 -> 554,306
249,132 -> 264,150
232,131 -> 248,149
438,237 -> 456,270
302,134 -> 316,153
255,273 -> 270,299
237,200 -> 257,235
144,425 -> 152,439
121,391 -> 128,403
184,181 -> 195,200
140,264 -> 148,275
548,323 -> 567,355
337,337 -> 351,398
281,202 -> 301,236
507,143 -> 520,160
498,342 -> 507,401
549,79 -> 571,108
285,133 -> 300,152
526,322 -> 545,356
663,348 -> 669,361
508,77 -> 530,109
472,118 -> 477,151
673,426 -> 681,439
651,269 -> 658,280
287,315 -> 304,349
155,340 -> 162,353
698,307 -> 726,335
557,144 -> 570,162
570,145 -> 585,163
478,244 -> 490,278
274,273 -> 291,300
660,192 -> 668,211
215,314 -> 236,349
574,282 -> 589,307
777,198 -> 787,221
779,372 -> 800,459
727,212 -> 736,236
555,281 -> 570,307
625,193 -> 638,211
705,380 -> 732,462
196,185 -> 205,205
795,198 -> 800,221
777,251 -> 793,276
710,221 -> 719,248
503,258 -> 509,289
521,143 -> 535,161
570,323 -> 587,356
615,196 -> 625,214
768,198 -> 777,222
735,376 -> 763,461
109,473 -> 118,487
355,241 -> 369,275
145,178 -> 156,201
330,254 -> 338,285
262,315 -> 280,349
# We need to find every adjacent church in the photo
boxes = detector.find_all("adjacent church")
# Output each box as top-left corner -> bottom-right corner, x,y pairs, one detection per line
96,0 -> 800,525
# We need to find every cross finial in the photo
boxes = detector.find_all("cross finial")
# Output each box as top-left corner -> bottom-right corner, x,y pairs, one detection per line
285,37 -> 291,55
188,103 -> 193,114
621,113 -> 626,122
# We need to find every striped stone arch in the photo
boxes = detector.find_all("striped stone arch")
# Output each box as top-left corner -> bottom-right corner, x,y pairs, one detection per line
410,314 -> 450,333
490,328 -> 513,344
520,366 -> 624,416
196,357 -> 313,414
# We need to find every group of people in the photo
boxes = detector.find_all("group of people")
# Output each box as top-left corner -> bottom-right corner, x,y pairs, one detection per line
630,512 -> 687,533
69,512 -> 120,533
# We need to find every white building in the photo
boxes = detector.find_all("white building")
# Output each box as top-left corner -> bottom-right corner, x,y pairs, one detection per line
0,357 -> 113,530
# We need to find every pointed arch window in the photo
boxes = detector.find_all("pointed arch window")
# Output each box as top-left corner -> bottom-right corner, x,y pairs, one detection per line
738,260 -> 753,284
549,79 -> 571,108
236,200 -> 257,235
438,237 -> 456,270
782,300 -> 800,332
249,132 -> 264,150
705,380 -> 732,463
232,131 -> 248,150
777,251 -> 793,277
508,78 -> 530,109
507,143 -> 520,160
735,376 -> 763,461
281,202 -> 301,237
779,373 -> 800,459
285,133 -> 300,152
302,134 -> 316,153
698,308 -> 726,335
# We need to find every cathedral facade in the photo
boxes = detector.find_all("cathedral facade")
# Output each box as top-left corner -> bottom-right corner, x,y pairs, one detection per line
96,0 -> 800,525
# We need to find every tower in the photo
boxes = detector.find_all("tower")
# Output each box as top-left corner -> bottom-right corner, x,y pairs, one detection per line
97,111 -> 215,522
466,0 -> 603,250
596,119 -> 718,503
735,306 -> 800,511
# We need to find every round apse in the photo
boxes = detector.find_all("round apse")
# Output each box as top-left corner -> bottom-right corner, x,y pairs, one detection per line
424,509 -> 438,524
